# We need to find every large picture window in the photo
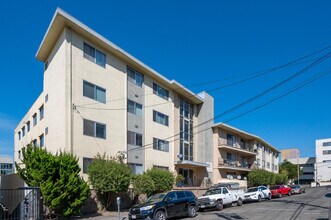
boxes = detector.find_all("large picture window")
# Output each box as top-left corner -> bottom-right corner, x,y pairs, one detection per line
83,119 -> 106,139
83,81 -> 106,103
153,110 -> 169,126
83,43 -> 106,67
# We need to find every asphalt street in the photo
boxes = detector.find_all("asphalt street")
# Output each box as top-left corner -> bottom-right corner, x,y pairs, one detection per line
195,185 -> 331,220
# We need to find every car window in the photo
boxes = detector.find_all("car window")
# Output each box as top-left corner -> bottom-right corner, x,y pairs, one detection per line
146,193 -> 167,203
165,192 -> 177,201
176,191 -> 186,199
247,187 -> 258,192
185,191 -> 194,198
223,188 -> 229,194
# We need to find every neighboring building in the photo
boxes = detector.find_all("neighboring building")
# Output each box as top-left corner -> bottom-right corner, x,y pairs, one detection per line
316,138 -> 331,182
0,156 -> 13,175
14,8 -> 214,186
212,123 -> 280,187
281,148 -> 300,161
287,157 -> 315,184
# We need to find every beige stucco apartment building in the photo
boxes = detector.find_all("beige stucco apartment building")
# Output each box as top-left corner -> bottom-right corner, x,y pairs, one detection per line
14,8 -> 280,188
212,123 -> 280,187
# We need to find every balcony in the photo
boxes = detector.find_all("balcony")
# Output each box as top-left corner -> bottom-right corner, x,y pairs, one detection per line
218,142 -> 257,156
217,158 -> 253,172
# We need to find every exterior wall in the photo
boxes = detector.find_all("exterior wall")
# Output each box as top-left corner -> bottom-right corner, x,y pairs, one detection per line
316,138 -> 331,182
255,144 -> 279,173
0,156 -> 14,175
287,157 -> 315,184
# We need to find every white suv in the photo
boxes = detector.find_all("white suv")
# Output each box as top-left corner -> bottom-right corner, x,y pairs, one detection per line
244,186 -> 271,202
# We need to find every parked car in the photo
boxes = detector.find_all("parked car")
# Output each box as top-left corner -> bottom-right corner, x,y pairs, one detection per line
291,185 -> 305,194
270,185 -> 292,198
197,185 -> 245,211
244,186 -> 271,202
128,190 -> 197,220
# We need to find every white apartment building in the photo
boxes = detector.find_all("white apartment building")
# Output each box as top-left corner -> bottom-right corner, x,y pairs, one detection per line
14,8 -> 215,186
0,156 -> 13,176
316,138 -> 331,182
287,157 -> 315,184
212,123 -> 280,187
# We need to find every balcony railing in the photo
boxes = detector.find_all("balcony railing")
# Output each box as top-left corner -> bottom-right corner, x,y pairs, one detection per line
220,140 -> 256,154
218,158 -> 251,169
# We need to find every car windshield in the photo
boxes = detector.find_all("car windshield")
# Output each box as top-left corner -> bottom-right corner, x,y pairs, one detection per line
247,187 -> 258,192
292,185 -> 299,189
205,189 -> 221,196
146,193 -> 167,203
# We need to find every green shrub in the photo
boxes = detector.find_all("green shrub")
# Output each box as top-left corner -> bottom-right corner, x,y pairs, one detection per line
15,144 -> 90,217
132,174 -> 155,196
145,167 -> 175,193
248,169 -> 275,186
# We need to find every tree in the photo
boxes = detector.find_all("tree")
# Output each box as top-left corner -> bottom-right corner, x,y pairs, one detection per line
87,154 -> 133,209
248,169 -> 275,186
274,173 -> 288,185
132,173 -> 155,197
279,160 -> 300,180
15,144 -> 90,217
145,167 -> 175,193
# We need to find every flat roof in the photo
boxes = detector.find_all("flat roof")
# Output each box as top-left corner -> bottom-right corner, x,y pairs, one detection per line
36,8 -> 204,104
213,123 -> 280,153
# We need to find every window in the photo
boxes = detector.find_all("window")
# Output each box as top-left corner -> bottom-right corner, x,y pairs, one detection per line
227,134 -> 236,147
272,164 -> 274,170
18,150 -> 21,159
18,131 -> 21,140
39,105 -> 44,120
83,157 -> 94,174
153,110 -> 169,126
176,191 -> 186,199
33,113 -> 37,126
45,94 -> 48,103
223,188 -> 229,194
257,158 -> 260,166
39,134 -> 44,147
153,138 -> 169,152
127,67 -> 144,87
127,131 -> 143,146
323,142 -> 331,147
22,126 -> 25,137
262,160 -> 265,168
323,160 -> 331,163
27,121 -> 30,132
33,139 -> 37,147
267,162 -> 270,169
153,83 -> 169,100
127,100 -> 142,116
45,127 -> 48,135
129,163 -> 143,175
83,81 -> 106,103
323,150 -> 331,155
83,119 -> 106,139
153,165 -> 169,170
83,43 -> 106,67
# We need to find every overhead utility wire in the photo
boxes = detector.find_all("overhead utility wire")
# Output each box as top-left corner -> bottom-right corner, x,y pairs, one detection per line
76,45 -> 331,108
126,53 -> 331,153
127,67 -> 331,153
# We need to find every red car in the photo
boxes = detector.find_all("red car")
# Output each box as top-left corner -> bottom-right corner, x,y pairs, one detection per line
270,185 -> 292,198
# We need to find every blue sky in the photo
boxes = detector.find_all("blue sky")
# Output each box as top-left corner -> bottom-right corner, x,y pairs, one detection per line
1,1 -> 331,158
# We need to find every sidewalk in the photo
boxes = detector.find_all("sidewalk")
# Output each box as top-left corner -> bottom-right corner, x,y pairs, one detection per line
79,211 -> 129,220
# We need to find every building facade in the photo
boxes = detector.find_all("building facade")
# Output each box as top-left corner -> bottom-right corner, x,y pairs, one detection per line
287,157 -> 315,184
0,156 -> 13,176
212,123 -> 279,187
316,138 -> 331,182
14,8 -> 214,186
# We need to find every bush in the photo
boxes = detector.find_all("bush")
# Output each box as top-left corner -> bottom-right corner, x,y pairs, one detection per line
275,173 -> 288,185
132,174 -> 155,197
248,169 -> 275,186
145,167 -> 175,193
15,145 -> 90,217
87,154 -> 133,209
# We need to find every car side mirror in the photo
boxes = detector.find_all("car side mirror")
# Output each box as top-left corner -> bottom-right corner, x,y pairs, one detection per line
325,193 -> 331,198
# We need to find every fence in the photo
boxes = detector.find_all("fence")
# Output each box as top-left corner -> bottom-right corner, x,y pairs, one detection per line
0,187 -> 43,220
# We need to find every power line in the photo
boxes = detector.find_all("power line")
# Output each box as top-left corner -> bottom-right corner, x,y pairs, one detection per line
127,67 -> 331,153
75,45 -> 331,108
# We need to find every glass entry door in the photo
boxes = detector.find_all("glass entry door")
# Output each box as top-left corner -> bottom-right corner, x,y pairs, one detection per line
179,168 -> 194,186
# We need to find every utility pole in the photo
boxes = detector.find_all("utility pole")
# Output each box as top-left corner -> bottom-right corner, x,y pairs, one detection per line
297,151 -> 300,185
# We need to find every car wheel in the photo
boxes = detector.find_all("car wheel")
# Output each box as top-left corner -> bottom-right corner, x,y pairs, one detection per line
288,191 -> 291,196
258,195 -> 262,202
215,200 -> 223,211
154,210 -> 166,220
188,205 -> 196,217
237,198 -> 243,206
268,194 -> 272,200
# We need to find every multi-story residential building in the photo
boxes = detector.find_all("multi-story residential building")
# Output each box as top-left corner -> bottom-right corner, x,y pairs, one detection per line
316,138 -> 331,182
0,156 -> 13,176
14,8 -> 214,186
212,123 -> 279,187
287,157 -> 315,184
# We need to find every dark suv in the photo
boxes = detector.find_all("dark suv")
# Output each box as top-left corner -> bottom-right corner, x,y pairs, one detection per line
128,190 -> 197,220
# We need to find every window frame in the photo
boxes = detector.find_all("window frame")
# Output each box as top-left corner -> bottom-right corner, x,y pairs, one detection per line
153,83 -> 169,100
83,80 -> 106,103
39,134 -> 44,147
83,43 -> 106,68
127,100 -> 142,116
153,138 -> 169,152
127,131 -> 143,146
127,66 -> 144,87
39,105 -> 44,121
83,119 -> 106,139
153,110 -> 169,126
33,113 -> 37,126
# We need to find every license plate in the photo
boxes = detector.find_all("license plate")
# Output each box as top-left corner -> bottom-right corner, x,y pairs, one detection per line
200,205 -> 205,208
132,215 -> 136,219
